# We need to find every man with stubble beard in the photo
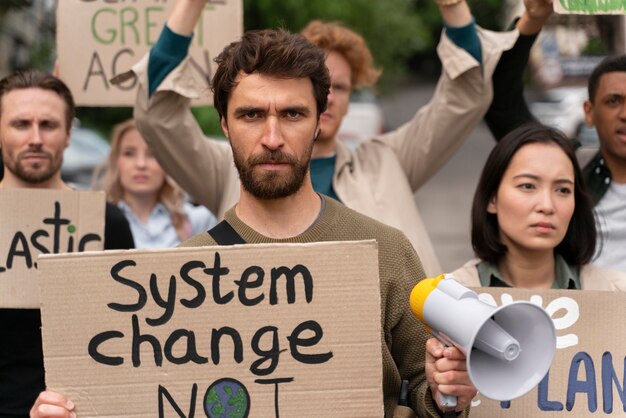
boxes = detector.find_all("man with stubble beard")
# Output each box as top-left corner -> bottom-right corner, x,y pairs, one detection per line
29,2 -> 477,416
0,70 -> 134,417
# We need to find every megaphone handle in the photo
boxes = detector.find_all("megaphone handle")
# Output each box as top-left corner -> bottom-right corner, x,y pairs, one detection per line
435,340 -> 457,412
438,392 -> 457,410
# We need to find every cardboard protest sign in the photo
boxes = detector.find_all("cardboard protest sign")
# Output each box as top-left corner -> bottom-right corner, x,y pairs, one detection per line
555,0 -> 626,14
0,189 -> 105,309
38,241 -> 384,417
463,287 -> 626,417
56,0 -> 243,106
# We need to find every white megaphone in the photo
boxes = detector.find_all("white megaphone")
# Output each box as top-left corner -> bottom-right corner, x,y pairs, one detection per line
410,274 -> 556,407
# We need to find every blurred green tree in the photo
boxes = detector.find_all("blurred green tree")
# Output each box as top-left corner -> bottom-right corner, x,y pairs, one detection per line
466,0 -> 504,31
244,0 -> 504,86
244,0 -> 431,84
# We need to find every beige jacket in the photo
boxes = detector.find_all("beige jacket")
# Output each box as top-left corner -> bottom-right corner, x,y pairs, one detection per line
451,258 -> 626,291
131,27 -> 518,277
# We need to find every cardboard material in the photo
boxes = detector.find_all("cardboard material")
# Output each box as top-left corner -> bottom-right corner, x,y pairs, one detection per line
463,287 -> 626,417
555,1 -> 626,14
38,241 -> 384,417
56,0 -> 243,106
0,189 -> 105,308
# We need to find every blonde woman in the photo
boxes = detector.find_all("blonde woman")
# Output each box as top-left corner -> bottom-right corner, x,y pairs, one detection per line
95,119 -> 216,248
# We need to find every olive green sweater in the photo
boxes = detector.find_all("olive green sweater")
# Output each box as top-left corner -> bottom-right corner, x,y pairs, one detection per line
181,196 -> 457,417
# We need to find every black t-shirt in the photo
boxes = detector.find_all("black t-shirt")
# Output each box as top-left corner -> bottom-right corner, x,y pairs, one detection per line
104,202 -> 136,250
0,203 -> 134,417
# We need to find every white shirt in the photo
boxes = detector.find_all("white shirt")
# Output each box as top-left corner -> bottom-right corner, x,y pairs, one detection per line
593,182 -> 626,273
118,201 -> 216,249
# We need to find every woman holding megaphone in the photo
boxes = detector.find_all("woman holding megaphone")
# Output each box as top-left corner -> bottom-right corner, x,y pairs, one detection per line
415,123 -> 626,417
452,123 -> 626,290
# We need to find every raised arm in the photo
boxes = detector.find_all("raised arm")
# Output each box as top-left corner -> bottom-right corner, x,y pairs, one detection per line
485,0 -> 553,141
438,0 -> 471,27
517,0 -> 553,36
377,0 -> 517,191
167,0 -> 206,35
128,0 -> 240,218
439,1 -> 481,64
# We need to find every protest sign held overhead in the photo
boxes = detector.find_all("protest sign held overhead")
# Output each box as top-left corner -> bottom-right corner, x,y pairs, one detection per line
56,0 -> 243,106
555,0 -> 626,14
37,241 -> 384,417
0,189 -> 105,308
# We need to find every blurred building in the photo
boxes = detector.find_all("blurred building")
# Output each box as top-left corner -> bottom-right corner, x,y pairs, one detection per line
0,0 -> 56,78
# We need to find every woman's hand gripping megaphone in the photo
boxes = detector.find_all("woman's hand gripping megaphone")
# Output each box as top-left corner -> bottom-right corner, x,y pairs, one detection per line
425,337 -> 476,414
412,274 -> 557,413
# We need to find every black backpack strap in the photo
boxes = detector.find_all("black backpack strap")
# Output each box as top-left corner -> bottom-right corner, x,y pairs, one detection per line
208,220 -> 246,245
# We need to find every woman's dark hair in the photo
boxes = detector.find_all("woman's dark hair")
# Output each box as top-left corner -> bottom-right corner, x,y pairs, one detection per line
471,123 -> 596,266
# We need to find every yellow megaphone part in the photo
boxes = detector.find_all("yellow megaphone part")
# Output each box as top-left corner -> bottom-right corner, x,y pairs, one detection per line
409,274 -> 444,332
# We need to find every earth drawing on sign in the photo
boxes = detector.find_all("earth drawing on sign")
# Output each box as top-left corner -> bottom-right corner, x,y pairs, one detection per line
204,378 -> 251,418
